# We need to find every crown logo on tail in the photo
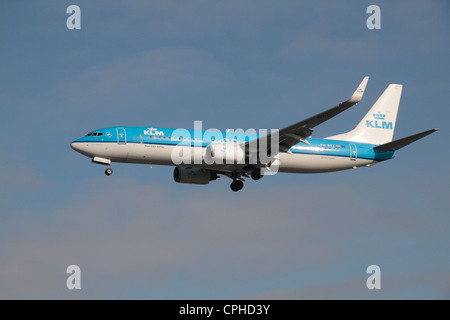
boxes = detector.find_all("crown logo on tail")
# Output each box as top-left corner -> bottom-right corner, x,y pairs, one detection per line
373,112 -> 386,120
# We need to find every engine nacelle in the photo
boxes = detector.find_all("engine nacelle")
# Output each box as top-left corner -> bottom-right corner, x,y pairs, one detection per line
206,143 -> 245,164
173,166 -> 215,185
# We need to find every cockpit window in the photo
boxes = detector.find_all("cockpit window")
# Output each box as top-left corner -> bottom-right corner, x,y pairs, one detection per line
86,132 -> 103,137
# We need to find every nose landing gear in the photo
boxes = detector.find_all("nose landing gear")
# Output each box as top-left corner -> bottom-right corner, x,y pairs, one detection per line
91,157 -> 113,176
105,166 -> 113,176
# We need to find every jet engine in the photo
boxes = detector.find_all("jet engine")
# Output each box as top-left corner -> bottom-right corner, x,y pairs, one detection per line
173,166 -> 216,185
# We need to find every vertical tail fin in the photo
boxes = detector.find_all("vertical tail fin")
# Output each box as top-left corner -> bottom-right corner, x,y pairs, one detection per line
327,84 -> 403,145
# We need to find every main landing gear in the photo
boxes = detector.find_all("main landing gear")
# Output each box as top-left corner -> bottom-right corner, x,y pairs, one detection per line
105,166 -> 113,176
251,168 -> 263,181
230,179 -> 244,192
228,168 -> 263,192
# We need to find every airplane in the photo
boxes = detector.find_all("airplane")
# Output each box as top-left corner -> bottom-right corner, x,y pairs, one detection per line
71,77 -> 438,192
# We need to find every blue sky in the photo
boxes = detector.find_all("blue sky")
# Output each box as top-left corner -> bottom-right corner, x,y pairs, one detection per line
1,1 -> 449,299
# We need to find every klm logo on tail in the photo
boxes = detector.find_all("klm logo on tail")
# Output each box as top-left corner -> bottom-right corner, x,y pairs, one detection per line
366,112 -> 393,130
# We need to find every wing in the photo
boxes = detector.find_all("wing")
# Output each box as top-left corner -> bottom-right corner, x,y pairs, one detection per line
246,76 -> 370,156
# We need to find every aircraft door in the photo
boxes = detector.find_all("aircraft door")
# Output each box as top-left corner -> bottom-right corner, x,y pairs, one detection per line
350,143 -> 357,161
116,128 -> 127,144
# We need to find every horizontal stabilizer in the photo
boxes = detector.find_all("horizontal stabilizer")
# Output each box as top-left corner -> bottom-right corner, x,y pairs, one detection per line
374,128 -> 438,151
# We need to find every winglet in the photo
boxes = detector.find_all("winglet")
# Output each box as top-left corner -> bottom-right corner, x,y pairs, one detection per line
348,76 -> 369,103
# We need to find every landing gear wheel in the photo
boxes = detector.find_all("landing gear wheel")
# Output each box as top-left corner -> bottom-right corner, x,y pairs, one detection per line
105,167 -> 113,176
251,168 -> 263,181
230,180 -> 244,192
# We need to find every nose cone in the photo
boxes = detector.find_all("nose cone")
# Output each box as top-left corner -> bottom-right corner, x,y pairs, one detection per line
71,140 -> 88,156
71,142 -> 79,151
